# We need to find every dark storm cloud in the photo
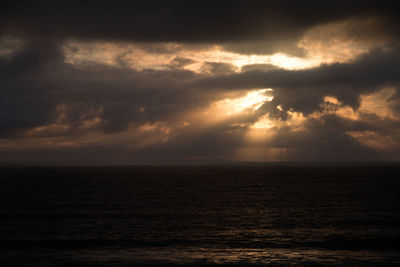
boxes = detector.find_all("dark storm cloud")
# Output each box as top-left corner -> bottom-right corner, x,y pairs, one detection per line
0,38 -> 252,162
2,1 -> 399,47
0,39 -> 220,137
193,45 -> 400,113
0,39 -> 63,136
1,1 -> 400,162
272,115 -> 385,161
1,38 -> 400,162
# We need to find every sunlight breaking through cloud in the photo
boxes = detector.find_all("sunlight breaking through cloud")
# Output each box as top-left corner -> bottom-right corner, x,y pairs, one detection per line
213,89 -> 273,115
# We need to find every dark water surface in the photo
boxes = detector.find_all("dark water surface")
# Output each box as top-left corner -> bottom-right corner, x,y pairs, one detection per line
0,165 -> 399,266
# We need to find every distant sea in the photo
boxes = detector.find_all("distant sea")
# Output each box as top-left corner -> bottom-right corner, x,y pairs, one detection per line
0,164 -> 399,266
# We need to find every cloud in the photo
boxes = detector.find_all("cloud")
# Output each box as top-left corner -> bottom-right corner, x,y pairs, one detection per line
2,1 -> 399,54
193,45 -> 400,113
272,114 -> 384,161
1,2 -> 400,163
2,37 -> 400,162
0,39 -> 229,137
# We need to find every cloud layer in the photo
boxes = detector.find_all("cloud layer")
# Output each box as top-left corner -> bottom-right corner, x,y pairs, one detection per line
1,1 -> 399,163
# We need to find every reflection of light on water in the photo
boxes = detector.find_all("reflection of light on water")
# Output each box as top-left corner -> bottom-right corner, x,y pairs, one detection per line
83,246 -> 400,265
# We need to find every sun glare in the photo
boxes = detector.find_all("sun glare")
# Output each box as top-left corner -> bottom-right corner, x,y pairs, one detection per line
214,89 -> 273,115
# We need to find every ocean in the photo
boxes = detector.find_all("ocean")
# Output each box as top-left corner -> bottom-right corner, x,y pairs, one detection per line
0,164 -> 399,266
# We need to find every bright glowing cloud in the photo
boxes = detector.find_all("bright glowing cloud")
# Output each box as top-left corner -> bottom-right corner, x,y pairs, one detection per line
298,17 -> 390,64
63,19 -> 384,75
63,41 -> 321,72
359,87 -> 397,119
213,89 -> 273,115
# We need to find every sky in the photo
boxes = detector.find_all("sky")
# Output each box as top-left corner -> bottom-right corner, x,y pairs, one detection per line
1,1 -> 400,163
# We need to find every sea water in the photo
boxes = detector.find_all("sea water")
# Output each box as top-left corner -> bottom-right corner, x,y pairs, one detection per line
0,164 -> 399,266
